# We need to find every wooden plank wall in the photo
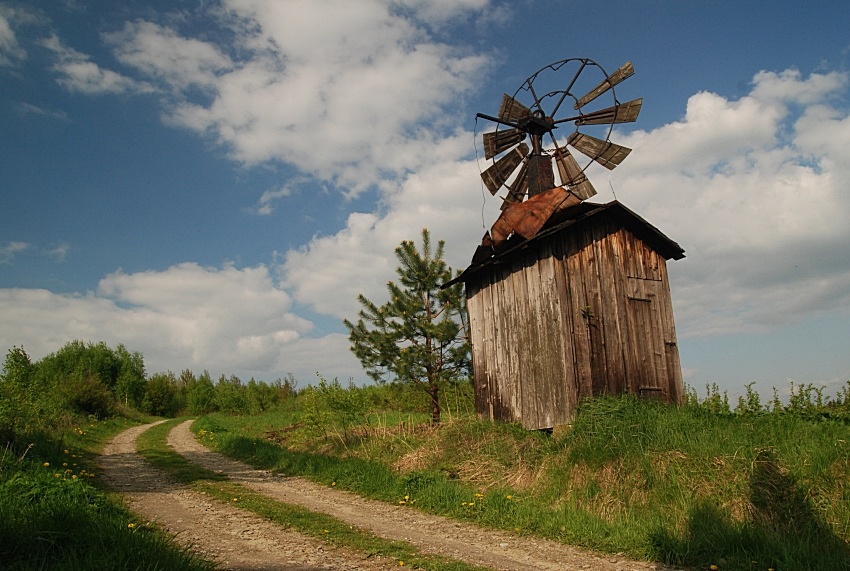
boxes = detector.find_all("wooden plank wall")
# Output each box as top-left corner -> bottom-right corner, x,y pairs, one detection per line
467,221 -> 684,429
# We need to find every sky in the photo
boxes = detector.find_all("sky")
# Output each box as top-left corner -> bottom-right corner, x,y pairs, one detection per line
1,0 -> 849,401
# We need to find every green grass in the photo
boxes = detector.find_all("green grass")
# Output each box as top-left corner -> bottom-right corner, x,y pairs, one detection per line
193,396 -> 850,571
137,418 -> 493,571
0,417 -> 215,571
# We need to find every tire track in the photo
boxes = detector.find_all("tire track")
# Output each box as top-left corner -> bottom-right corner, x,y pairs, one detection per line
168,419 -> 677,571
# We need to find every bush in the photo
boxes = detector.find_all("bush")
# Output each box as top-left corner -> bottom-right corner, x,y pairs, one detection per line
142,372 -> 180,417
300,375 -> 368,440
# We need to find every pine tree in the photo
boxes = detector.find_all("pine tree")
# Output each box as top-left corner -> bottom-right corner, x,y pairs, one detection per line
344,229 -> 470,423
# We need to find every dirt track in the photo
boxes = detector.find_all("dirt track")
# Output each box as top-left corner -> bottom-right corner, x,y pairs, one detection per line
99,420 -> 678,571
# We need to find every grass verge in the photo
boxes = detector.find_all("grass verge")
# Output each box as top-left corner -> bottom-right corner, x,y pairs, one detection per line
136,419 -> 493,571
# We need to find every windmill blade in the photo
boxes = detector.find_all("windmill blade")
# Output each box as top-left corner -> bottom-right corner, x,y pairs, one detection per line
567,132 -> 631,170
481,142 -> 529,194
575,98 -> 642,126
573,61 -> 635,110
483,128 -> 525,159
554,148 -> 597,200
499,94 -> 530,123
501,159 -> 529,210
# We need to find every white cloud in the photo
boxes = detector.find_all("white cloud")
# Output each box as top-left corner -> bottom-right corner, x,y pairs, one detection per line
0,263 -> 362,383
15,102 -> 69,120
45,242 -> 70,262
390,0 -> 491,27
0,241 -> 29,264
106,0 -> 491,195
255,181 -> 297,215
280,66 -> 850,344
281,137 -> 502,319
107,20 -> 231,93
0,6 -> 26,66
40,34 -> 152,95
601,68 -> 850,338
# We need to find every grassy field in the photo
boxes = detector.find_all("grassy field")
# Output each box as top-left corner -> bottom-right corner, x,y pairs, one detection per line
3,339 -> 849,571
193,387 -> 850,571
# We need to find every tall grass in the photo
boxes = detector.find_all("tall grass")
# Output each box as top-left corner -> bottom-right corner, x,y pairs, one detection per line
195,386 -> 850,571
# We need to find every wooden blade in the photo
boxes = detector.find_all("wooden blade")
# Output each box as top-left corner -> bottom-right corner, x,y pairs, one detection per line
501,159 -> 528,210
483,128 -> 525,159
499,93 -> 530,123
480,142 -> 529,194
567,132 -> 631,170
555,148 -> 597,200
575,98 -> 642,126
574,61 -> 635,110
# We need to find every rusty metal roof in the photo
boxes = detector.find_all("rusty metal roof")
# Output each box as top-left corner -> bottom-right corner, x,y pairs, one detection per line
444,200 -> 684,288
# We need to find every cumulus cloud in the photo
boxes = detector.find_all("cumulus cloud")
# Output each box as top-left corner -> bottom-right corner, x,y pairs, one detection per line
106,0 -> 491,195
603,68 -> 850,337
281,141 -> 502,319
0,263 -> 362,382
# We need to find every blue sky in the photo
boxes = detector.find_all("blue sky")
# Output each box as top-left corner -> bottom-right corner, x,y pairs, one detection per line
1,0 -> 849,400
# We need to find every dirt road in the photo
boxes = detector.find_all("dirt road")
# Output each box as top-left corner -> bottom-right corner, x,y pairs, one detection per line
100,420 -> 677,571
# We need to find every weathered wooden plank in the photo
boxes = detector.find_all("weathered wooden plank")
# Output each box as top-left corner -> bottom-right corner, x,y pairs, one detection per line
551,236 -> 579,423
654,261 -> 684,403
500,262 -> 522,423
568,227 -> 602,399
490,265 -> 511,421
466,281 -> 490,418
602,229 -> 631,394
541,242 -> 572,427
522,241 -> 568,429
519,250 -> 543,428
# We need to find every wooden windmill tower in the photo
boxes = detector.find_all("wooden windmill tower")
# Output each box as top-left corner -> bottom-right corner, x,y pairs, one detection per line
446,58 -> 685,430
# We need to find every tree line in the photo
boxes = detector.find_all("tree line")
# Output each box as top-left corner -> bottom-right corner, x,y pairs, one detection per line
0,340 -> 298,440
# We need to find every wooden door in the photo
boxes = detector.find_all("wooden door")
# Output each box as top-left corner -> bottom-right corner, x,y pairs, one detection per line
625,277 -> 669,400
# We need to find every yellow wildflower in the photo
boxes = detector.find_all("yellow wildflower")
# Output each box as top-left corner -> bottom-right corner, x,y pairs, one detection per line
128,523 -> 136,529
43,462 -> 49,467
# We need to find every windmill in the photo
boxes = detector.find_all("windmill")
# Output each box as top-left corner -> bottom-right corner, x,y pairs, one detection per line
476,58 -> 641,250
448,58 -> 685,429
